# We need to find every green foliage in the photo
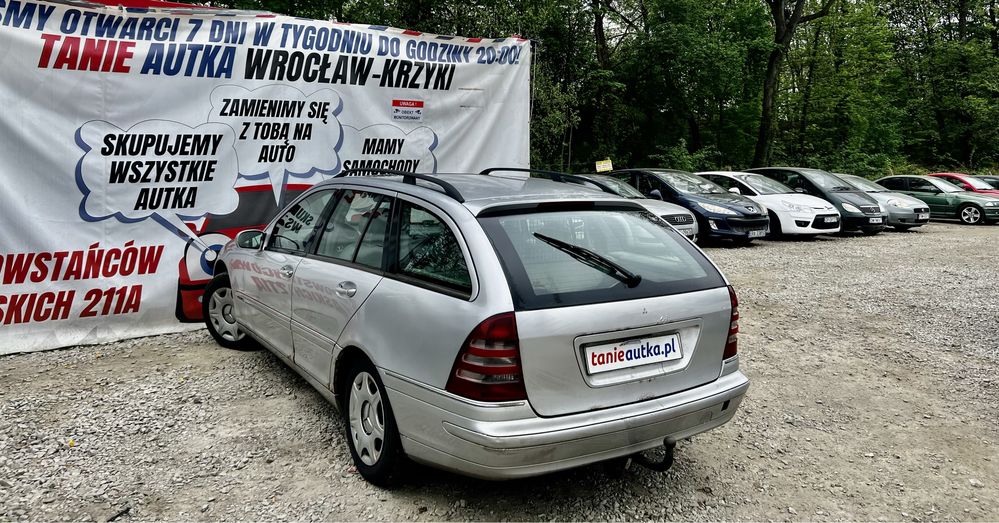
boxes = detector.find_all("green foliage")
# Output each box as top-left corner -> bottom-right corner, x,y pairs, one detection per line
199,0 -> 999,175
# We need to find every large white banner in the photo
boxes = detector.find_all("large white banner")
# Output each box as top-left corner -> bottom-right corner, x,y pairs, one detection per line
0,0 -> 531,354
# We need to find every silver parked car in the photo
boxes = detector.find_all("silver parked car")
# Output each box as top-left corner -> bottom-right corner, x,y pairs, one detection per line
834,173 -> 930,230
203,169 -> 750,485
573,173 -> 700,240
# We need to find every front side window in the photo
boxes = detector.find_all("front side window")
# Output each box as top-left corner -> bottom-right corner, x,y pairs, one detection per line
624,173 -> 654,196
909,178 -> 940,192
480,205 -> 725,310
706,175 -> 735,191
316,190 -> 383,263
267,190 -> 334,254
396,201 -> 472,296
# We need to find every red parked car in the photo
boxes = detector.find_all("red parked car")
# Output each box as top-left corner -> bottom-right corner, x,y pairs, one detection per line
928,172 -> 999,197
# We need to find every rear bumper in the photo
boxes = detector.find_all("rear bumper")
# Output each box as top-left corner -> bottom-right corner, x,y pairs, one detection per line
385,368 -> 749,480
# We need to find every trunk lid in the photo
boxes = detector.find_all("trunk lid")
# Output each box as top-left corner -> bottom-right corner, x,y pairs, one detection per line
516,286 -> 730,417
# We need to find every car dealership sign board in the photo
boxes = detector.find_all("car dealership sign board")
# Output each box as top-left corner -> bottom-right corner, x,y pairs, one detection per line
0,0 -> 531,354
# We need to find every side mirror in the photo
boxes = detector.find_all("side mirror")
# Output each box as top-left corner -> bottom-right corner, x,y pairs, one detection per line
235,229 -> 264,249
648,189 -> 664,201
794,187 -> 806,194
728,187 -> 741,195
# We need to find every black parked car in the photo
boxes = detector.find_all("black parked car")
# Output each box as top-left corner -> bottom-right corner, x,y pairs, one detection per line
609,169 -> 770,243
745,167 -> 888,235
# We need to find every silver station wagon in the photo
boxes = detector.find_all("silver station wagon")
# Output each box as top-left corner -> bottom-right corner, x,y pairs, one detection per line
203,169 -> 750,486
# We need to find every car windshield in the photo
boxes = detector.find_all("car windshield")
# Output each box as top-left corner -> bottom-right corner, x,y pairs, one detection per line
738,174 -> 794,195
800,169 -> 855,191
584,175 -> 645,199
930,178 -> 965,193
478,206 -> 724,310
654,170 -> 726,195
839,174 -> 885,193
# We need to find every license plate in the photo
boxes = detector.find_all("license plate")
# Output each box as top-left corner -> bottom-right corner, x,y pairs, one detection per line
824,216 -> 838,223
748,229 -> 766,238
584,334 -> 682,374
918,213 -> 929,220
869,217 -> 883,224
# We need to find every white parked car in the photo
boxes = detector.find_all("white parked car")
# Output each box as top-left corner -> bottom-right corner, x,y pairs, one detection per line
697,171 -> 841,237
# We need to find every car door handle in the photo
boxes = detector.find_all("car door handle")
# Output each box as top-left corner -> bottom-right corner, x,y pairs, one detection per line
279,265 -> 294,278
335,281 -> 357,298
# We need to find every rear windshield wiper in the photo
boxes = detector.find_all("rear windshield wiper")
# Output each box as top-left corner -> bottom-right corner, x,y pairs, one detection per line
831,186 -> 854,191
532,233 -> 642,288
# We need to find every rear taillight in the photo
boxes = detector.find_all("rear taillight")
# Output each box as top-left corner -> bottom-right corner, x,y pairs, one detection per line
446,312 -> 527,402
724,285 -> 739,359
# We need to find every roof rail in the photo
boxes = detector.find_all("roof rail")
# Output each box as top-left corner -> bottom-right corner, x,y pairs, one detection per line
335,168 -> 465,203
480,167 -> 617,195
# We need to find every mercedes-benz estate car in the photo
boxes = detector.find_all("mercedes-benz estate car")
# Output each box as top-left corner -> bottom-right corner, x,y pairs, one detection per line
746,167 -> 887,235
608,168 -> 770,243
697,171 -> 841,237
573,173 -> 699,240
203,168 -> 750,486
834,173 -> 929,231
876,175 -> 999,225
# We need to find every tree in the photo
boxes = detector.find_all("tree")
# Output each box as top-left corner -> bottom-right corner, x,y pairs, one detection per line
752,0 -> 835,167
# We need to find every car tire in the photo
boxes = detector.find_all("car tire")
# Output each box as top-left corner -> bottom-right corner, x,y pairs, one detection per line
343,359 -> 405,488
958,204 -> 985,225
203,274 -> 257,351
767,211 -> 782,239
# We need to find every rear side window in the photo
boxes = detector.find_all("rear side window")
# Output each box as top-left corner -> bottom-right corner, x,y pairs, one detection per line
879,177 -> 907,191
479,207 -> 725,310
395,201 -> 472,297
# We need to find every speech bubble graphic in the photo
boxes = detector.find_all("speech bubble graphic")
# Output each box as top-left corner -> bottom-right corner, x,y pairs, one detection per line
209,84 -> 344,205
75,119 -> 240,255
339,124 -> 438,174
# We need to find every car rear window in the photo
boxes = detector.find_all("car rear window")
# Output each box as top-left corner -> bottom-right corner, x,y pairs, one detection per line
478,206 -> 725,310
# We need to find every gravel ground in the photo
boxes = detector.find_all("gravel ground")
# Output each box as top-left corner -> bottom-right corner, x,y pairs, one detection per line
2,222 -> 998,522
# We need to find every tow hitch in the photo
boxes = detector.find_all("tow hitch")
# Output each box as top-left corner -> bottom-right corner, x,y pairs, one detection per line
632,440 -> 676,472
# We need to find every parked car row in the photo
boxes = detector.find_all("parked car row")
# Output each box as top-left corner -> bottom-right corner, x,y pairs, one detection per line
572,167 -> 999,244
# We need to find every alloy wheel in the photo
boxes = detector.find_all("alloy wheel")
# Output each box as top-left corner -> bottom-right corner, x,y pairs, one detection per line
207,287 -> 244,342
961,206 -> 982,224
349,372 -> 385,466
